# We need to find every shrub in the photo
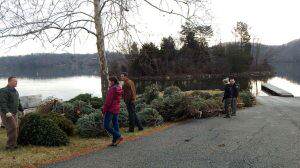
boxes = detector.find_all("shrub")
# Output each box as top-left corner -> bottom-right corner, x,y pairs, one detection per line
45,112 -> 75,136
203,98 -> 223,118
143,84 -> 160,104
18,113 -> 69,147
69,94 -> 103,109
190,90 -> 212,99
120,100 -> 127,109
118,108 -> 129,128
58,101 -> 95,124
73,100 -> 96,115
163,86 -> 181,97
240,91 -> 255,107
151,93 -> 189,122
90,97 -> 104,109
36,99 -> 62,114
150,97 -> 164,113
135,98 -> 147,113
76,112 -> 107,138
69,93 -> 92,103
54,102 -> 76,123
138,108 -> 164,127
206,98 -> 223,109
212,92 -> 224,99
190,97 -> 223,118
191,98 -> 207,110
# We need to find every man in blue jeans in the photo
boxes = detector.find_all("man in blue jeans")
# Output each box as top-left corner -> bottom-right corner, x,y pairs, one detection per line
223,77 -> 239,118
120,72 -> 143,133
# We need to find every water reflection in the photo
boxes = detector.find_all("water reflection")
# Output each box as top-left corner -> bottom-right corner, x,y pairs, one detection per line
134,76 -> 270,95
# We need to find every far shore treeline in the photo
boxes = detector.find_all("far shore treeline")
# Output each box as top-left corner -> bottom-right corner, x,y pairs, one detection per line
1,21 -> 294,79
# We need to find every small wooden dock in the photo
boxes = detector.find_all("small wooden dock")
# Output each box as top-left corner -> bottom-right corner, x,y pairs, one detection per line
261,83 -> 294,97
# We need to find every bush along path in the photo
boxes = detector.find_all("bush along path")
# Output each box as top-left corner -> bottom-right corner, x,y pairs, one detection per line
47,96 -> 300,168
0,87 -> 255,168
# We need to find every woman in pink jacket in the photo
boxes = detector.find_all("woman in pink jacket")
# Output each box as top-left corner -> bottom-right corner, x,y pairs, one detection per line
102,76 -> 123,146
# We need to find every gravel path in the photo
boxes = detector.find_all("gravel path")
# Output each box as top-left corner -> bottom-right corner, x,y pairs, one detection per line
46,96 -> 300,168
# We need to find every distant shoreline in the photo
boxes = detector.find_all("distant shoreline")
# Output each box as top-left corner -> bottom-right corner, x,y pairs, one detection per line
131,71 -> 274,81
0,71 -> 273,80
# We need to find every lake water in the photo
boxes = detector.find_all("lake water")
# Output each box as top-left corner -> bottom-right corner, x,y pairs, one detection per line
0,74 -> 300,101
0,76 -> 101,100
251,77 -> 300,97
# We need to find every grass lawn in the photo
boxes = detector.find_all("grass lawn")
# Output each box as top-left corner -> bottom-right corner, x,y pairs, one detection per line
0,124 -> 173,168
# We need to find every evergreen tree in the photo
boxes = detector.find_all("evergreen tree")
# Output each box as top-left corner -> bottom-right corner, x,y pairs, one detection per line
160,36 -> 177,73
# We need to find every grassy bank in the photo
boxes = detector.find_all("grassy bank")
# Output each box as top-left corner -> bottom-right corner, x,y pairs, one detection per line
0,124 -> 173,168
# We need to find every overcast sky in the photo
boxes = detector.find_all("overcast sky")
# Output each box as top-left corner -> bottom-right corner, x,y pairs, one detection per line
212,0 -> 300,45
1,0 -> 300,56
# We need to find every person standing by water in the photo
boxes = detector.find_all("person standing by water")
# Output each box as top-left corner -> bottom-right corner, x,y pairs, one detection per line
222,77 -> 239,118
120,72 -> 143,133
0,76 -> 24,150
222,77 -> 230,112
102,76 -> 123,146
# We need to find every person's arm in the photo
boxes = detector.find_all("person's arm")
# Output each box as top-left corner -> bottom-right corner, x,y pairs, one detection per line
0,90 -> 10,115
102,87 -> 115,113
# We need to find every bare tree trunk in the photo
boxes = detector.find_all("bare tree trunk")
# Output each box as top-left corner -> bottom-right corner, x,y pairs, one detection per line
94,0 -> 109,98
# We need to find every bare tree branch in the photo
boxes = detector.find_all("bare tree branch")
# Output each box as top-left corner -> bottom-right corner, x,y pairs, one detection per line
0,0 -> 210,96
143,0 -> 191,21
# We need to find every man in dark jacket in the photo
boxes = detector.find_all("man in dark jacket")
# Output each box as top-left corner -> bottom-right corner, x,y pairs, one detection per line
120,72 -> 143,133
0,76 -> 23,150
223,77 -> 239,118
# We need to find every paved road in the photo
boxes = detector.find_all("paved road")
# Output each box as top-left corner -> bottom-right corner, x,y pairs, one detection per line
46,96 -> 300,168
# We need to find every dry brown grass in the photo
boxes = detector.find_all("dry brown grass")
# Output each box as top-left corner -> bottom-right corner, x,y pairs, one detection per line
0,123 -> 173,168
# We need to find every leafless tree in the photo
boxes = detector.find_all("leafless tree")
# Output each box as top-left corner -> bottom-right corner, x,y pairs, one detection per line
0,0 -> 210,97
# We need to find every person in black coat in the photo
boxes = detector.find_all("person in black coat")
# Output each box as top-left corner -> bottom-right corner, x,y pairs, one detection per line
222,77 -> 239,118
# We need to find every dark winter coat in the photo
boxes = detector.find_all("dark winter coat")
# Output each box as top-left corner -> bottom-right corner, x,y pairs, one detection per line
223,83 -> 239,101
0,86 -> 23,114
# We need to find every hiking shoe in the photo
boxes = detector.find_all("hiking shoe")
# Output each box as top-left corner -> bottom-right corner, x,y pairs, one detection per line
224,115 -> 231,118
108,142 -> 116,147
231,113 -> 236,116
115,137 -> 124,146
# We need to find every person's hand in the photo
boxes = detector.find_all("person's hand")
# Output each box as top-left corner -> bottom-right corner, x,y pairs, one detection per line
6,112 -> 13,118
